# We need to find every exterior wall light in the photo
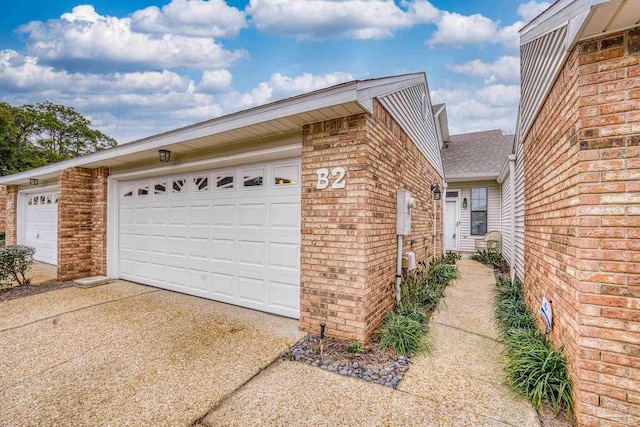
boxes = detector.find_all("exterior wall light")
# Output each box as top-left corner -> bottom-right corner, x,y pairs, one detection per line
159,149 -> 171,163
463,198 -> 468,209
431,184 -> 441,200
29,178 -> 39,186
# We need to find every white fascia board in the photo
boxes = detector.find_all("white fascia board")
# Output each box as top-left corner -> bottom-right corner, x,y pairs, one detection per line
520,0 -> 608,45
498,154 -> 517,184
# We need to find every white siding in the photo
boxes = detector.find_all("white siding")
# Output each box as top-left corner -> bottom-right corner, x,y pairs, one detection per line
500,179 -> 512,267
514,138 -> 525,282
378,84 -> 444,178
447,181 -> 501,253
519,26 -> 568,142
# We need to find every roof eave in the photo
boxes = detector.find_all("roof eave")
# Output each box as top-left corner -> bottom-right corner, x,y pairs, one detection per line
445,173 -> 500,183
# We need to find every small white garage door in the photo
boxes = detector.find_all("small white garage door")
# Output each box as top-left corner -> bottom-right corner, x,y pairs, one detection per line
24,192 -> 59,265
118,159 -> 301,318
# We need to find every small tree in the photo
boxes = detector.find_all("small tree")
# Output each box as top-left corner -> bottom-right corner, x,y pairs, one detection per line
0,245 -> 35,286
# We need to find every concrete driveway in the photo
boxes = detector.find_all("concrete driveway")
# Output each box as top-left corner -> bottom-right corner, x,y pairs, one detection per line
0,281 -> 303,426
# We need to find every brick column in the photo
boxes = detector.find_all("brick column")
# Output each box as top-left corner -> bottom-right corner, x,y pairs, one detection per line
91,167 -> 110,276
4,185 -> 18,245
300,114 -> 370,342
0,185 -> 6,234
58,167 -> 94,280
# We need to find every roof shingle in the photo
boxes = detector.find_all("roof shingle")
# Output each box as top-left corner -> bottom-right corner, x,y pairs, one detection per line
441,129 -> 514,179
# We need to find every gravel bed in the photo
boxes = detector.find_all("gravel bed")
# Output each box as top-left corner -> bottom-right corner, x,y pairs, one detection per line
284,335 -> 410,388
0,280 -> 74,302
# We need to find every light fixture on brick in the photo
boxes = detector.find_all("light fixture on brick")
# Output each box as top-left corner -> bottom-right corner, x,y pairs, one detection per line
430,184 -> 441,200
29,178 -> 39,186
158,149 -> 171,163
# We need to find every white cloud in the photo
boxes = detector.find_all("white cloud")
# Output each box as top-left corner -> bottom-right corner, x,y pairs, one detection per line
431,83 -> 519,135
427,12 -> 523,51
224,72 -> 354,108
447,56 -> 520,84
247,0 -> 439,40
517,1 -> 552,22
199,69 -> 233,93
17,5 -> 246,72
131,0 -> 247,38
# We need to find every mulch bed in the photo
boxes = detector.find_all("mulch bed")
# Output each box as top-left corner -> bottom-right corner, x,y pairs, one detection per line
0,280 -> 74,302
284,334 -> 410,388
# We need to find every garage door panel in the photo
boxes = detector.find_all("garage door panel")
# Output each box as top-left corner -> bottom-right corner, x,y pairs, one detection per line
24,191 -> 58,265
118,159 -> 301,318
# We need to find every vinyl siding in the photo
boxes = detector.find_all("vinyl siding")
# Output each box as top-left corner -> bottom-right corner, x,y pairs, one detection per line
378,84 -> 444,178
514,138 -> 525,282
446,181 -> 501,253
500,179 -> 512,267
519,26 -> 568,142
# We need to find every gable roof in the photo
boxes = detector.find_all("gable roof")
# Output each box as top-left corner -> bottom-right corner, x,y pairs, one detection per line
441,129 -> 514,182
0,73 -> 441,185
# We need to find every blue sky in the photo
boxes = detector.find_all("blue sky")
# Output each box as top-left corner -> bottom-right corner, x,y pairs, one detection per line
0,0 -> 551,143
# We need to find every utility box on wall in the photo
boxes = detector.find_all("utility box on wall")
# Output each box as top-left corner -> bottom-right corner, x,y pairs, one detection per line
397,190 -> 415,236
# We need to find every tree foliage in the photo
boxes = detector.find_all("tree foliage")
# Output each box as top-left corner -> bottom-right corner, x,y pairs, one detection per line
0,102 -> 117,176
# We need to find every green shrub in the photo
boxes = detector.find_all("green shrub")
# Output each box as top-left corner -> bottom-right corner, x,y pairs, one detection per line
395,304 -> 427,325
0,232 -> 5,247
494,277 -> 536,331
503,328 -> 573,415
494,277 -> 573,417
346,342 -> 364,355
441,252 -> 461,265
0,245 -> 35,286
470,249 -> 509,272
379,311 -> 428,356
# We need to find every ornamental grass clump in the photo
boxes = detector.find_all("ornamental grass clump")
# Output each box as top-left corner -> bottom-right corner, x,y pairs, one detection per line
471,249 -> 509,272
379,257 -> 459,356
494,277 -> 573,417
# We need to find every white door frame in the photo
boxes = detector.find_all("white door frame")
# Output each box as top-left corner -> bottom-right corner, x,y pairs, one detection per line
16,184 -> 59,247
444,198 -> 460,251
106,143 -> 301,278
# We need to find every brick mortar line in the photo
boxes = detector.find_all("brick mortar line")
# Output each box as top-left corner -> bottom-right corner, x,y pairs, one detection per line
0,288 -> 162,333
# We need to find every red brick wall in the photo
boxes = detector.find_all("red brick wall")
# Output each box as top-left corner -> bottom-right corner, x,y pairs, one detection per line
363,100 -> 443,338
524,29 -> 640,426
300,101 -> 443,342
57,167 -> 109,280
4,185 -> 17,245
0,186 -> 6,234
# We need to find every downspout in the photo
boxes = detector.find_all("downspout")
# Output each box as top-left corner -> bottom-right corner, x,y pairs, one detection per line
508,154 -> 516,282
441,181 -> 447,256
396,235 -> 403,303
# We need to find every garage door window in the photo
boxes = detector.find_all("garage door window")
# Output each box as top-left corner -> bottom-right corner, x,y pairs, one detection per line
172,179 -> 187,194
243,169 -> 264,188
193,176 -> 209,192
137,183 -> 149,196
154,181 -> 167,195
216,173 -> 234,190
122,184 -> 133,198
273,164 -> 298,186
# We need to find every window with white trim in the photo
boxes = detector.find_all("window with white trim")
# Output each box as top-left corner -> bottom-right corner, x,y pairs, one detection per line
470,187 -> 488,236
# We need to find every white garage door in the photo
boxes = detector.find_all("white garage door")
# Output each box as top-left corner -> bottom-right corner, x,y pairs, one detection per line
24,191 -> 59,265
118,159 -> 301,318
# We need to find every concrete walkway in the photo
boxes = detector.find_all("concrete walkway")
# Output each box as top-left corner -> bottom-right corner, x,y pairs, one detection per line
200,259 -> 539,426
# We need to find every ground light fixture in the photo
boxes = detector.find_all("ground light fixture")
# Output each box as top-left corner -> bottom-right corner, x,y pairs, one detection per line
159,149 -> 171,163
431,184 -> 441,200
29,178 -> 39,186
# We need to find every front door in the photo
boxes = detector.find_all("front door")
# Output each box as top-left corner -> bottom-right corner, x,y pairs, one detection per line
444,200 -> 459,251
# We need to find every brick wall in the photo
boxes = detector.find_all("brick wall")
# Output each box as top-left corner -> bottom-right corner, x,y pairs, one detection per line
91,167 -> 109,276
524,28 -> 640,426
4,185 -> 17,245
300,101 -> 443,342
58,167 -> 109,280
0,185 -> 6,234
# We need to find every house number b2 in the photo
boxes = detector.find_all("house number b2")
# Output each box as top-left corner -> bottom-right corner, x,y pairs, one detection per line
316,167 -> 346,189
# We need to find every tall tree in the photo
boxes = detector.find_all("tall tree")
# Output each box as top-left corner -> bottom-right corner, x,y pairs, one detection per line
0,102 -> 117,175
